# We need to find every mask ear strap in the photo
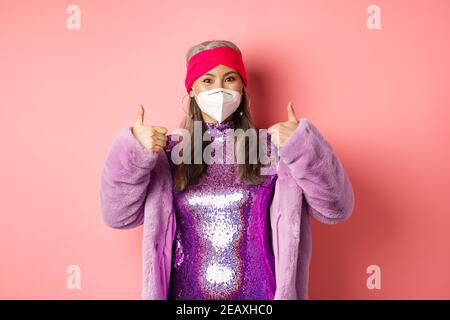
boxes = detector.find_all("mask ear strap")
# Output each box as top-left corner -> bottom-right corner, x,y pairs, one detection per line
191,87 -> 198,98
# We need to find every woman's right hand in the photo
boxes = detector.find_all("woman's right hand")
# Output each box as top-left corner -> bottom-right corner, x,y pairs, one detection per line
132,104 -> 168,153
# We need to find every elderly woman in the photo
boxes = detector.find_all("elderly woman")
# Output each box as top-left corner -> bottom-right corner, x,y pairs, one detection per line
99,40 -> 354,300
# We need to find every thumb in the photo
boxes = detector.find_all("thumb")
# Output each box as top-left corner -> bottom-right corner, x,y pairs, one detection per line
287,101 -> 298,123
135,104 -> 145,126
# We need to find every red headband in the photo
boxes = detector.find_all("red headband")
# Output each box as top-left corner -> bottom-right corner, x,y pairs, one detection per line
185,46 -> 248,93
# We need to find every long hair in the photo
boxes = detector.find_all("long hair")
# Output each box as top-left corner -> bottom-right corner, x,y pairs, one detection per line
173,40 -> 266,193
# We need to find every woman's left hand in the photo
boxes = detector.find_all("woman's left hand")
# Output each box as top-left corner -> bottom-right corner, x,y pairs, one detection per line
268,101 -> 300,149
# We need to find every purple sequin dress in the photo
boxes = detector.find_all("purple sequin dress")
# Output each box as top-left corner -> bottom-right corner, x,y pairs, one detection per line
164,120 -> 278,300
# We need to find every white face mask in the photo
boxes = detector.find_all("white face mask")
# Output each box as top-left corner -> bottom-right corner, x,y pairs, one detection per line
191,87 -> 242,123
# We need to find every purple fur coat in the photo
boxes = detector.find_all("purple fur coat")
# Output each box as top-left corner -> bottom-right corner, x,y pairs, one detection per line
99,118 -> 354,299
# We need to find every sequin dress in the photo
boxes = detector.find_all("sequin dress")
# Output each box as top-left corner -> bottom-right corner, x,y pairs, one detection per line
165,120 -> 278,300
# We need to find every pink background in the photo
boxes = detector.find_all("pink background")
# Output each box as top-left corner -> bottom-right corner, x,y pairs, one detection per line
1,0 -> 449,299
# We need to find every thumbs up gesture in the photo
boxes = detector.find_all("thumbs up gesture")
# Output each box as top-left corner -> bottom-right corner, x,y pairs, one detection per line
268,101 -> 299,149
132,104 -> 168,153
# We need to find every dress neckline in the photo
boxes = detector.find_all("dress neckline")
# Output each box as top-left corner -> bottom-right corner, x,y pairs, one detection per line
202,120 -> 235,132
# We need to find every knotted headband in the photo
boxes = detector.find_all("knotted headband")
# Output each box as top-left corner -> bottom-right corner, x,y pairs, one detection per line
184,46 -> 248,93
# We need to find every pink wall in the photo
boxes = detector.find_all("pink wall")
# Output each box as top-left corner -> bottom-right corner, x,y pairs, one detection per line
1,0 -> 449,299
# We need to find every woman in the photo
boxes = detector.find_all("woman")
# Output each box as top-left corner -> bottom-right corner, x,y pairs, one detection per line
99,40 -> 354,300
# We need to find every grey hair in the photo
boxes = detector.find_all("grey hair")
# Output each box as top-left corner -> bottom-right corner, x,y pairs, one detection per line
185,40 -> 242,64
